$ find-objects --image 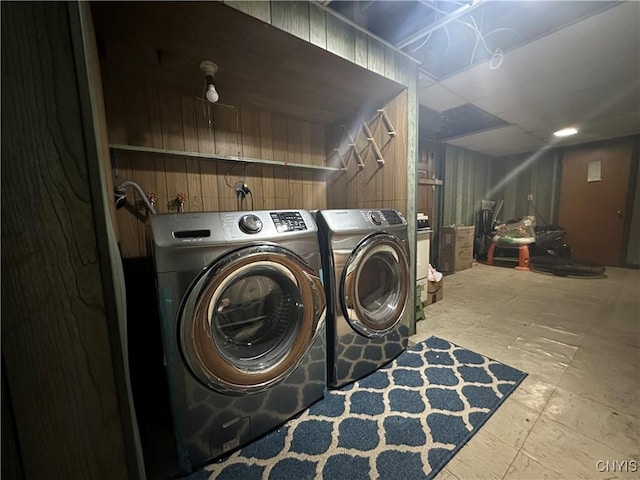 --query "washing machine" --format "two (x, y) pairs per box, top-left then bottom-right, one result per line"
(316, 209), (410, 388)
(148, 210), (326, 472)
